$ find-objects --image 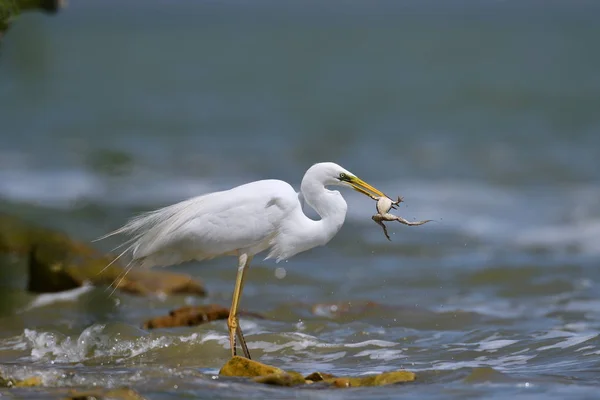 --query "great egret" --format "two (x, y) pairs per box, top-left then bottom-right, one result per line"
(99, 162), (389, 359)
